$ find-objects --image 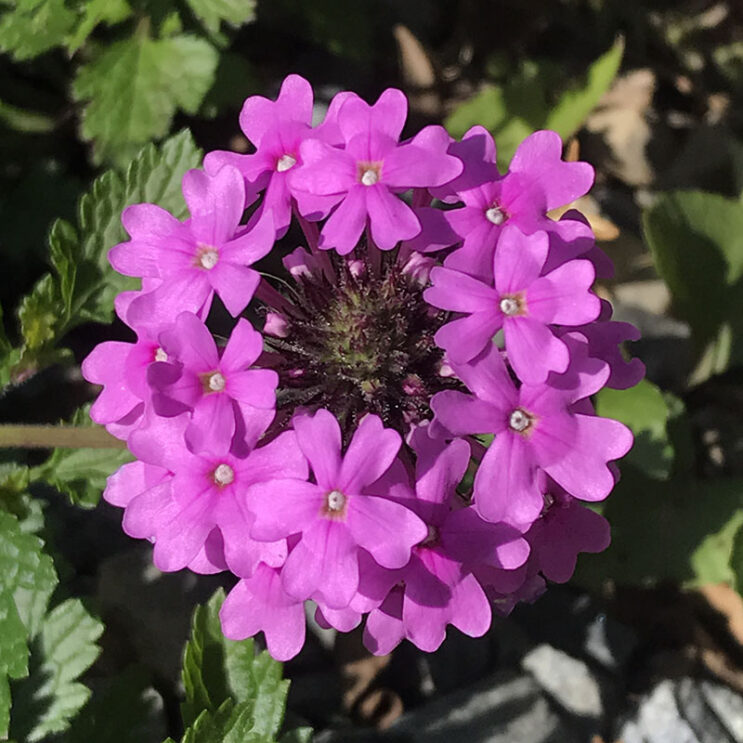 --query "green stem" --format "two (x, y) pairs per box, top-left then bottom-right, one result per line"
(0, 425), (127, 449)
